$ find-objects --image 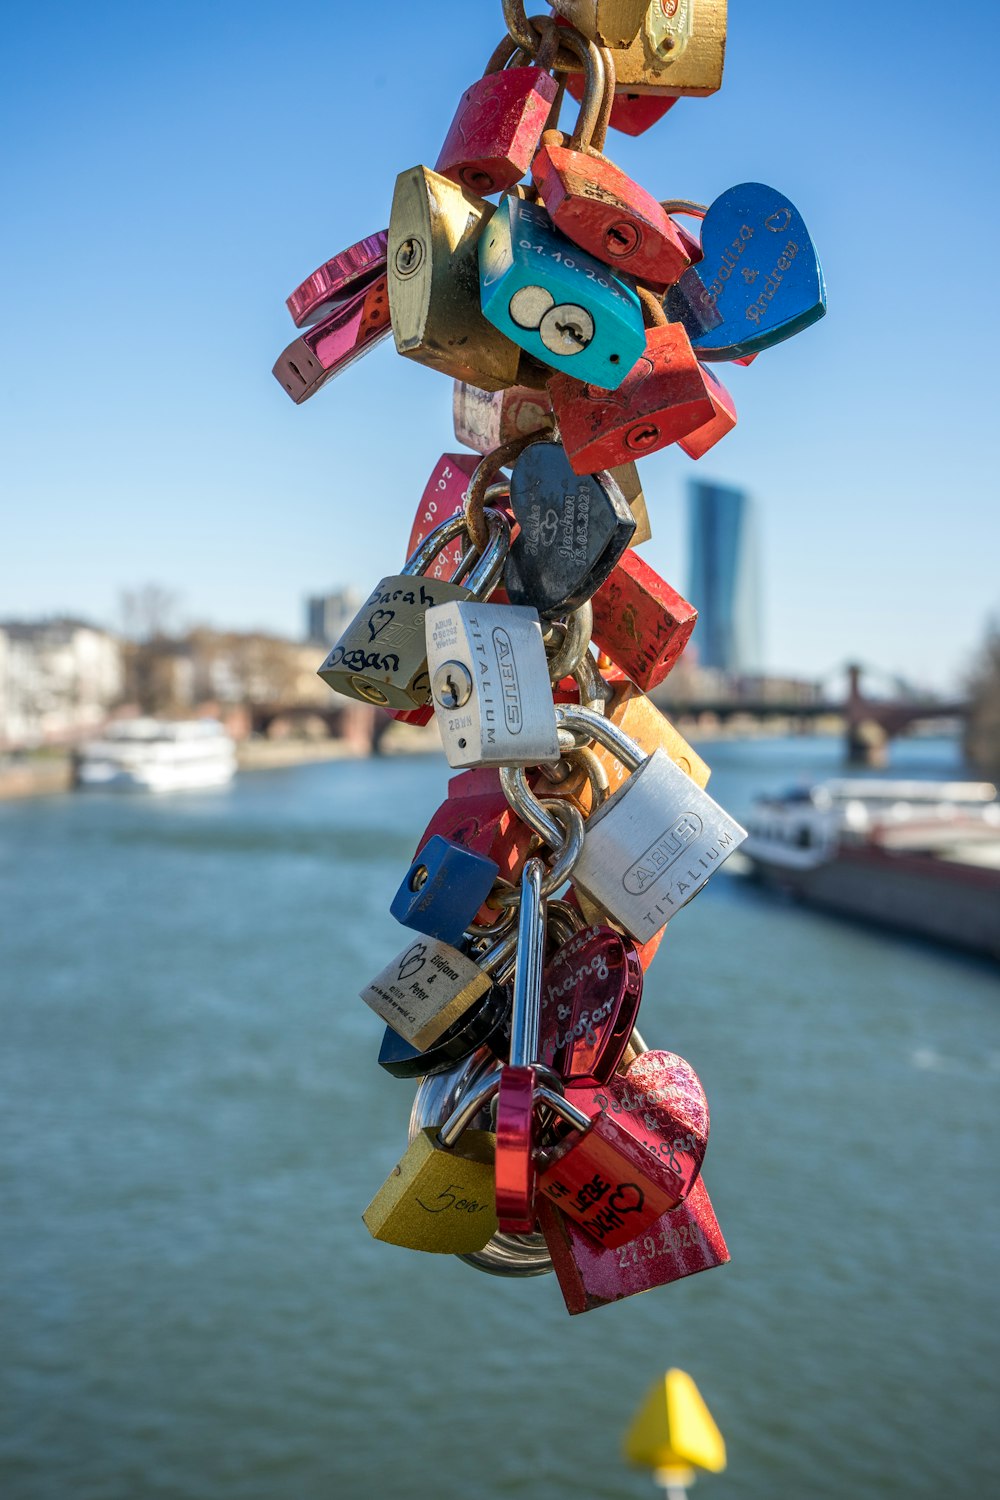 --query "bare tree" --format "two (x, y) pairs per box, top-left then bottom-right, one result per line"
(965, 623), (1000, 777)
